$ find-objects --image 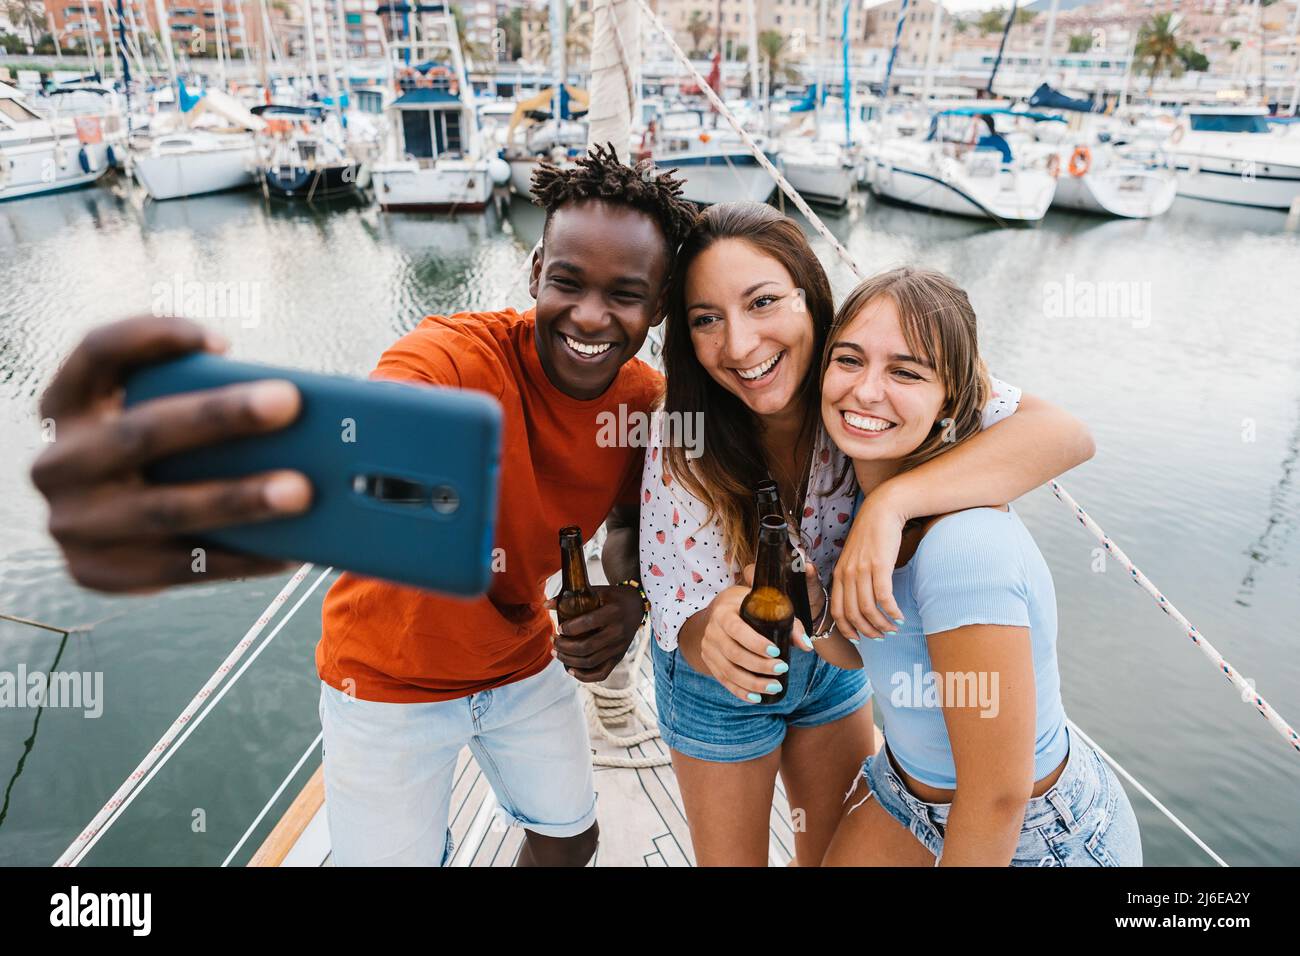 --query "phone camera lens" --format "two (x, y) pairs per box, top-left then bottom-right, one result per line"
(431, 485), (459, 514)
